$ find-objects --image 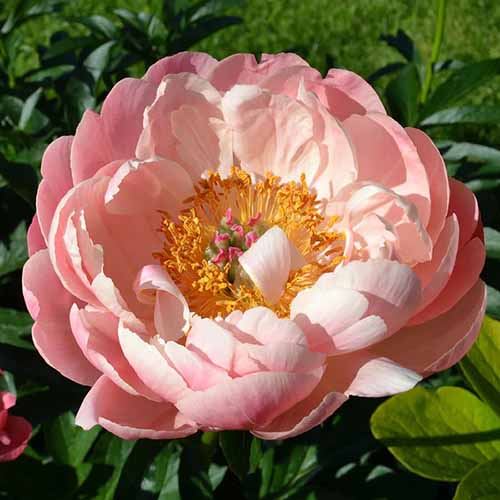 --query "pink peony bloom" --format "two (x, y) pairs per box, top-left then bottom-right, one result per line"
(0, 387), (32, 462)
(23, 52), (486, 440)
